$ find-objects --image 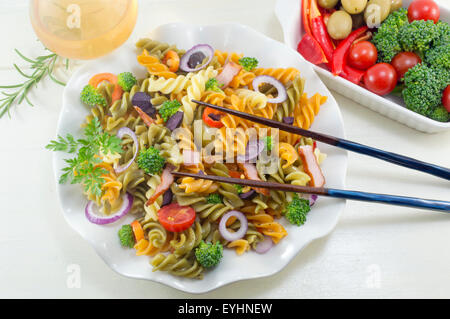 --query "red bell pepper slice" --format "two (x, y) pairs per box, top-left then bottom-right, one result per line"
(202, 107), (224, 128)
(340, 64), (365, 85)
(331, 26), (368, 76)
(297, 33), (328, 65)
(309, 0), (334, 64)
(301, 0), (312, 36)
